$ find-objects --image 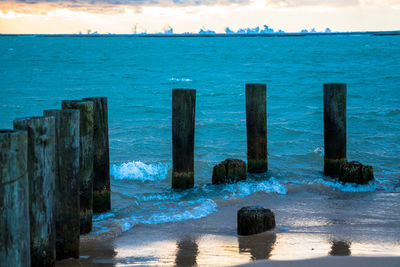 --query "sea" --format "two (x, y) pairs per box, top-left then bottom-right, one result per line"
(1, 35), (399, 263)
